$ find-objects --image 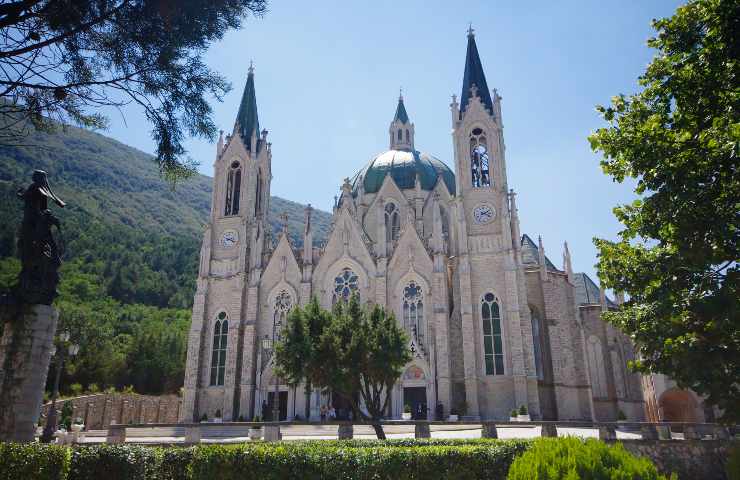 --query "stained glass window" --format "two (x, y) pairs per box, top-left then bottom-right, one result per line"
(482, 293), (504, 375)
(210, 311), (229, 386)
(403, 282), (424, 344)
(332, 268), (359, 304)
(273, 290), (292, 340)
(385, 202), (400, 244)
